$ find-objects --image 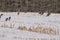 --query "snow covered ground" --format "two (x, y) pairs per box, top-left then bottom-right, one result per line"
(0, 12), (60, 40)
